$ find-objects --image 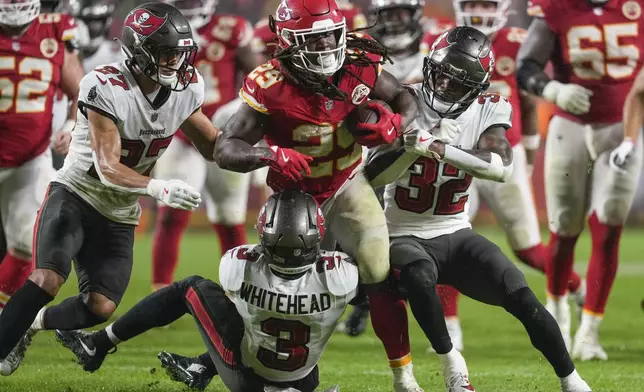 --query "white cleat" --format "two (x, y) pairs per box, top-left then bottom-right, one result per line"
(392, 363), (424, 392)
(439, 349), (474, 392)
(427, 318), (464, 353)
(560, 369), (592, 392)
(546, 294), (571, 352)
(572, 313), (607, 361)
